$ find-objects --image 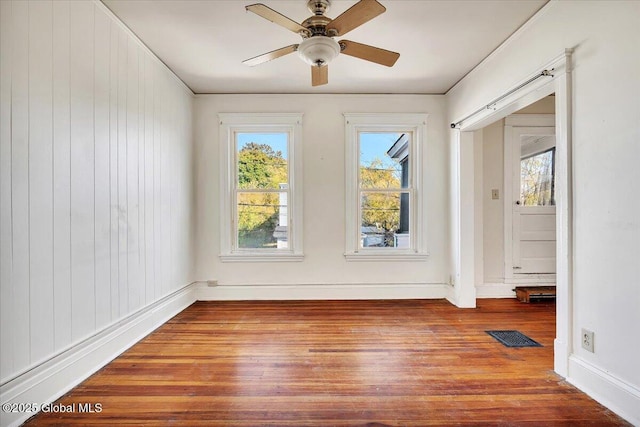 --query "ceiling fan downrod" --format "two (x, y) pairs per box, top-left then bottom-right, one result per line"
(308, 0), (330, 16)
(302, 0), (334, 37)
